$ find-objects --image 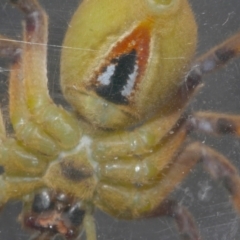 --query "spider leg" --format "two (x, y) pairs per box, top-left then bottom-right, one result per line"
(0, 139), (48, 177)
(187, 111), (240, 136)
(188, 142), (240, 213)
(164, 141), (240, 213)
(9, 51), (62, 156)
(0, 35), (21, 59)
(0, 175), (43, 208)
(148, 199), (202, 240)
(0, 21), (62, 156)
(10, 0), (81, 150)
(97, 125), (187, 186)
(179, 31), (240, 103)
(96, 141), (240, 235)
(183, 32), (240, 93)
(162, 141), (240, 213)
(193, 32), (240, 75)
(83, 213), (97, 240)
(0, 37), (54, 203)
(0, 103), (6, 141)
(145, 141), (240, 239)
(92, 110), (184, 159)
